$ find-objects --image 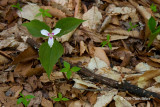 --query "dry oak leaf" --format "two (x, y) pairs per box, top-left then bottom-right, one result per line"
(94, 89), (118, 107)
(82, 6), (102, 30)
(41, 97), (53, 107)
(17, 3), (43, 21)
(114, 95), (132, 107)
(87, 57), (109, 71)
(41, 6), (66, 18)
(94, 47), (110, 67)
